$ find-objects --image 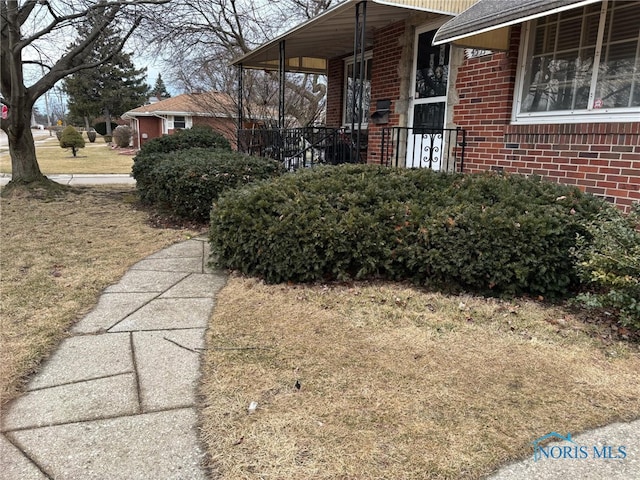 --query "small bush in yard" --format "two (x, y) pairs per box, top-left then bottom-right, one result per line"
(209, 165), (606, 297)
(59, 125), (85, 157)
(136, 125), (231, 156)
(93, 121), (118, 136)
(133, 148), (285, 222)
(572, 203), (640, 329)
(112, 125), (132, 147)
(132, 125), (235, 208)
